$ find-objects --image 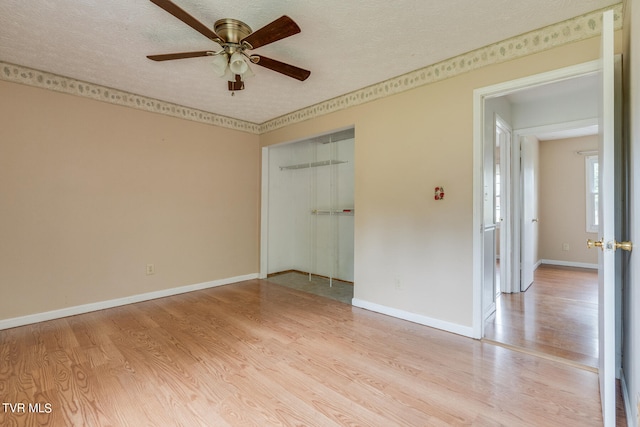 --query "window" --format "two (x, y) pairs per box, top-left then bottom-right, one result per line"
(585, 155), (599, 233)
